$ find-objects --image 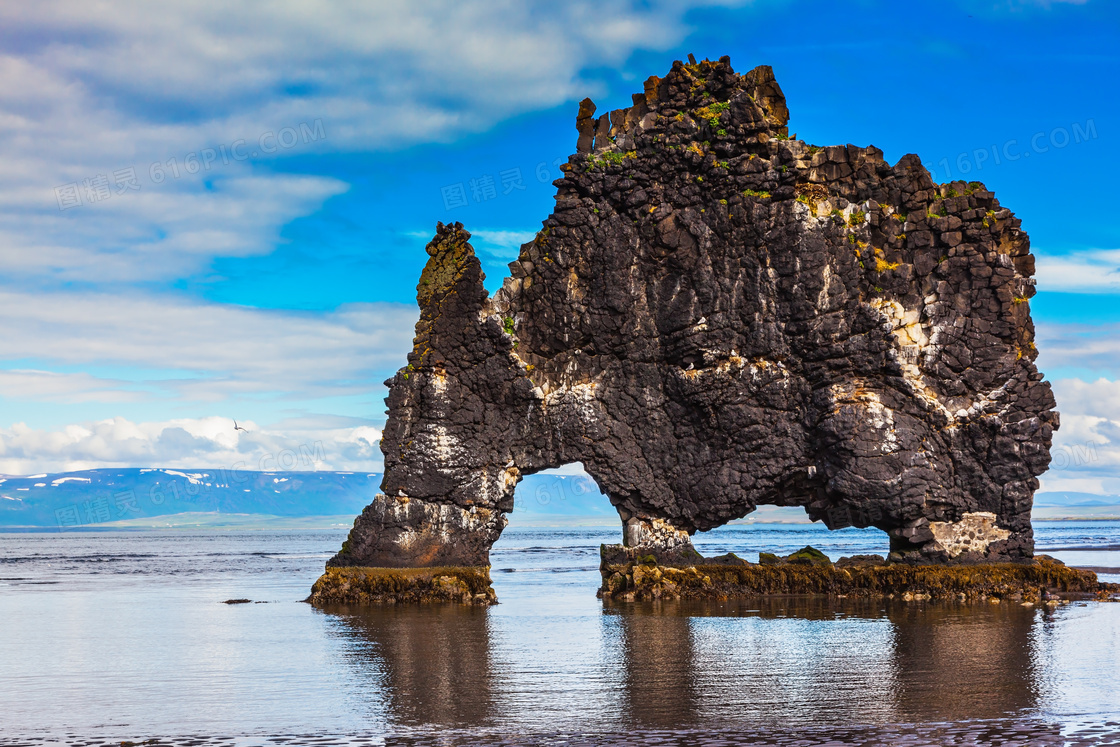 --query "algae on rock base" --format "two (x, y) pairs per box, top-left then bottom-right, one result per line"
(598, 545), (1116, 603)
(308, 566), (497, 606)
